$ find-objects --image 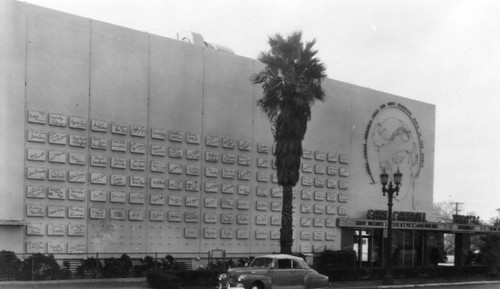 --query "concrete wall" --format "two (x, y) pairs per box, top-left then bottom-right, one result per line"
(0, 0), (435, 255)
(0, 0), (27, 253)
